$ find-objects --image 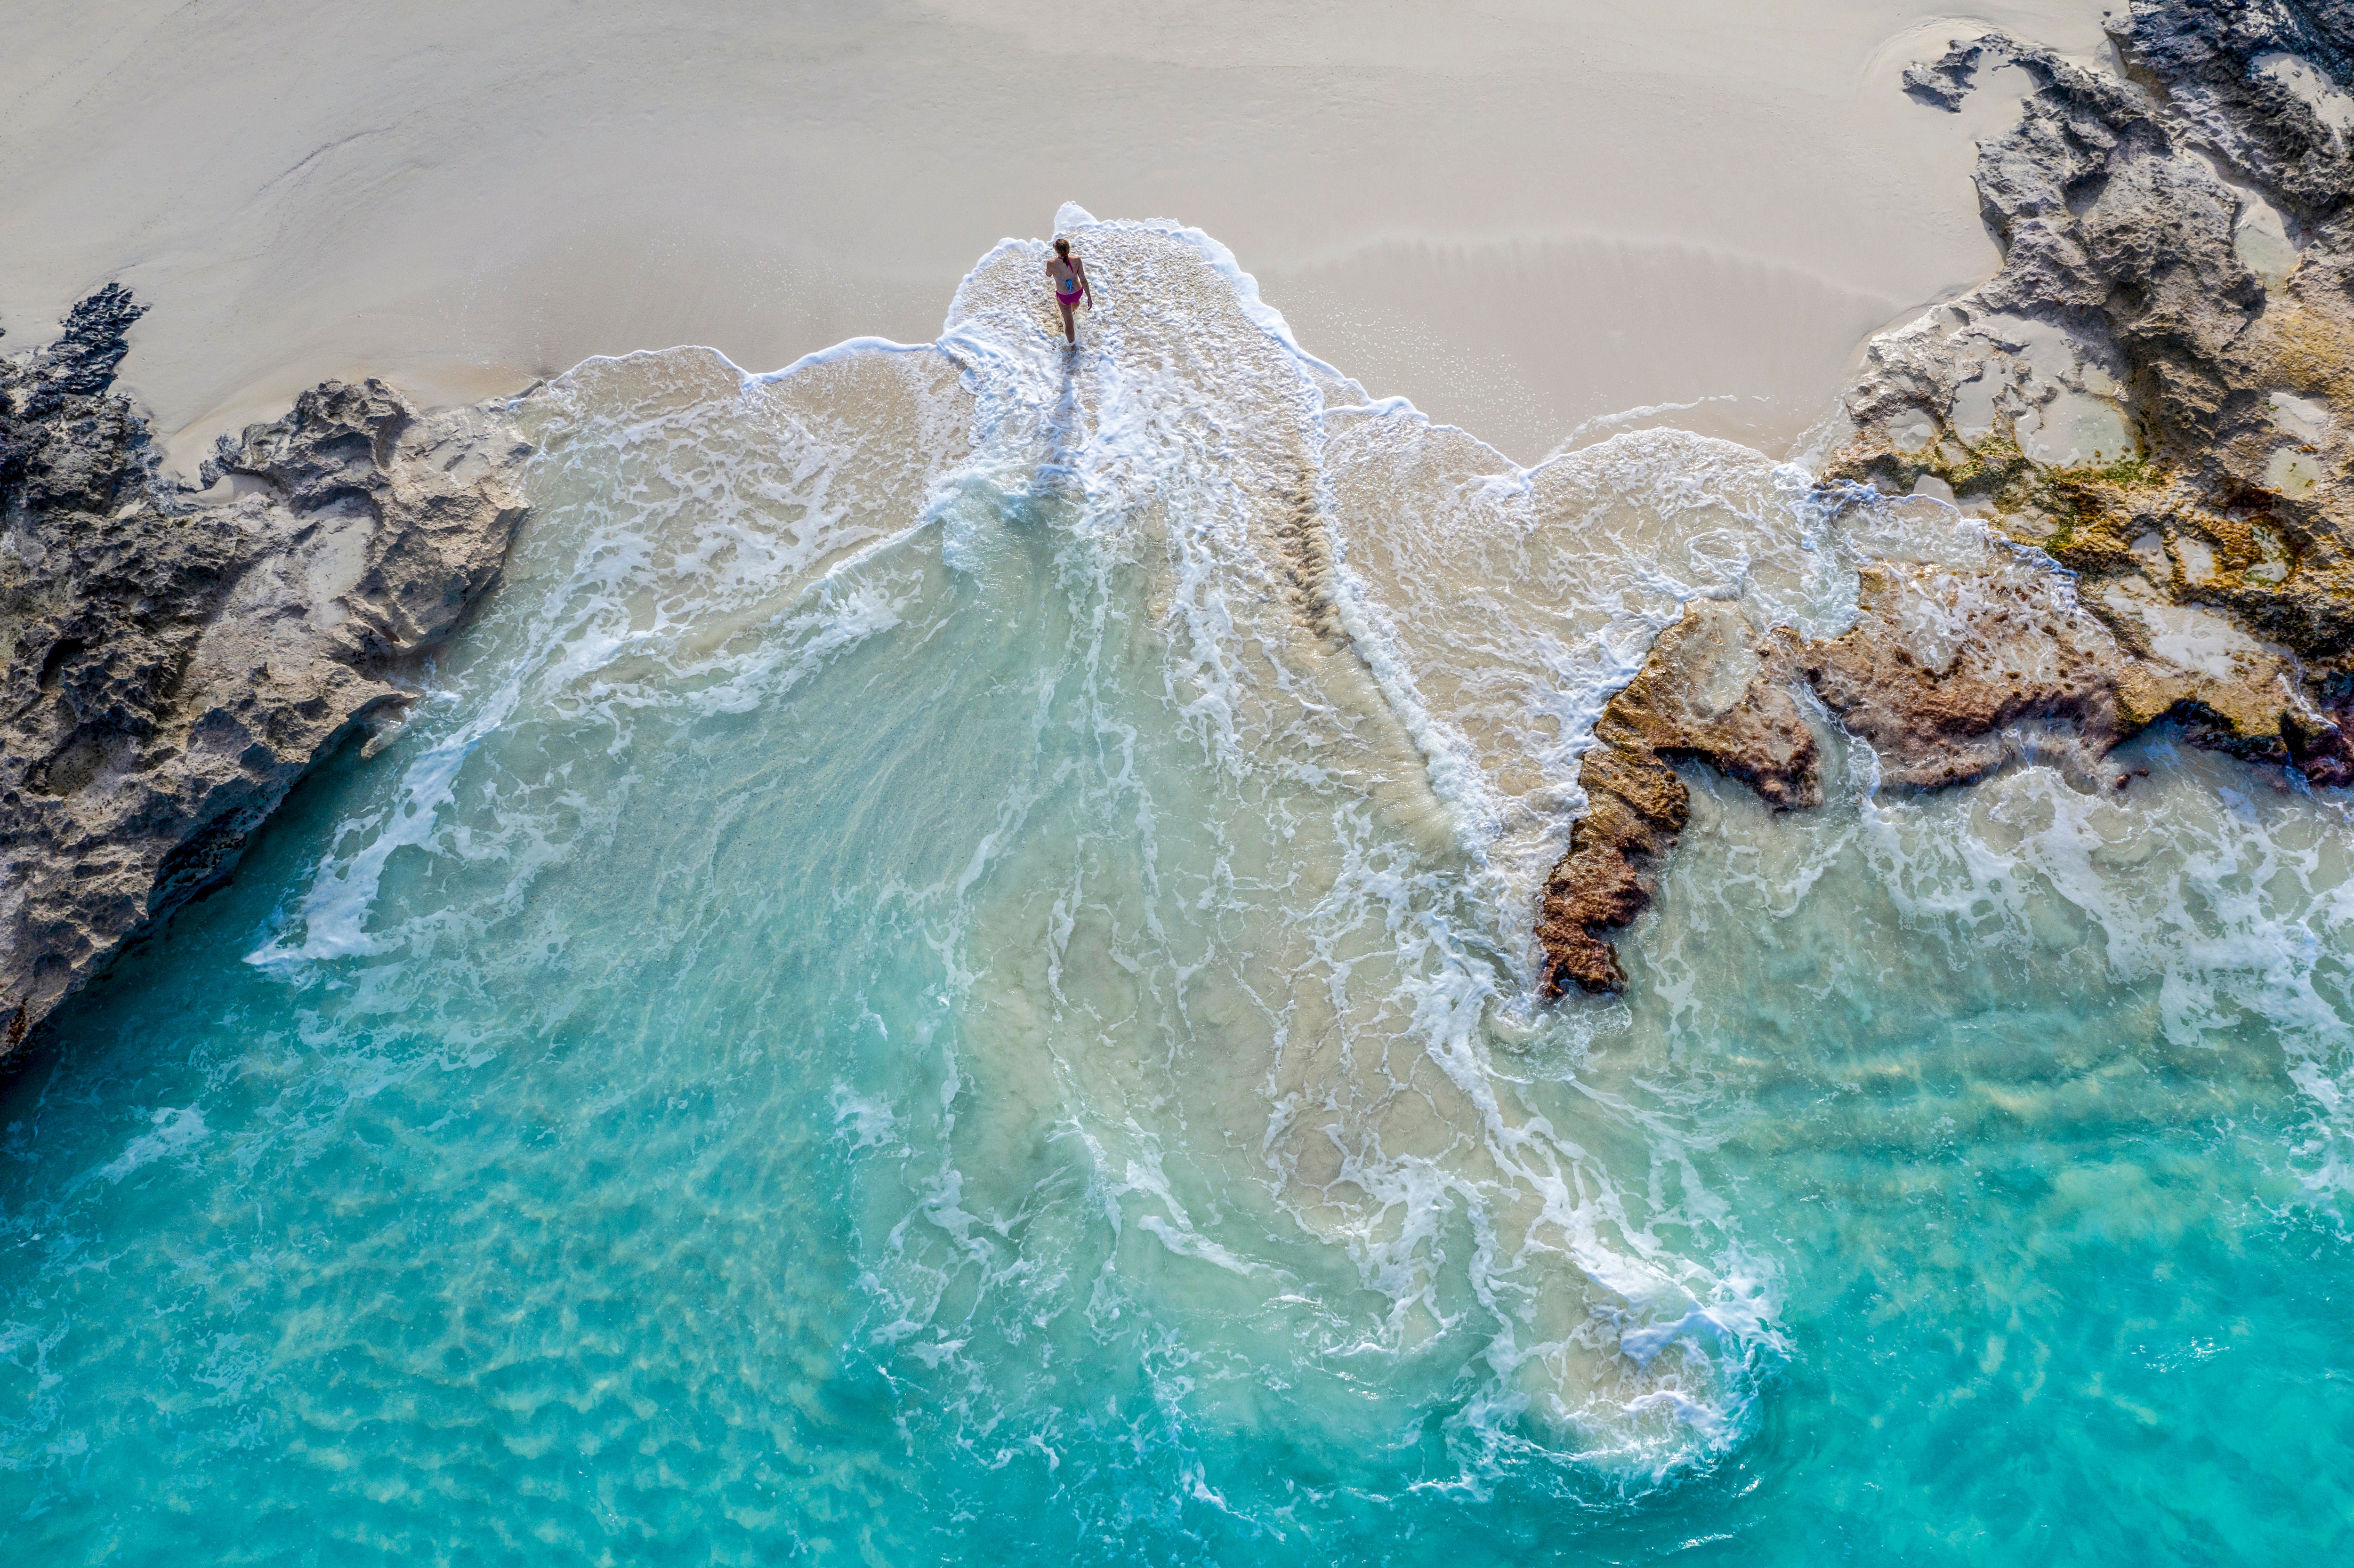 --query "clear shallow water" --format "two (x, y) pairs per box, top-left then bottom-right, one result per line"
(4, 213), (2352, 1562)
